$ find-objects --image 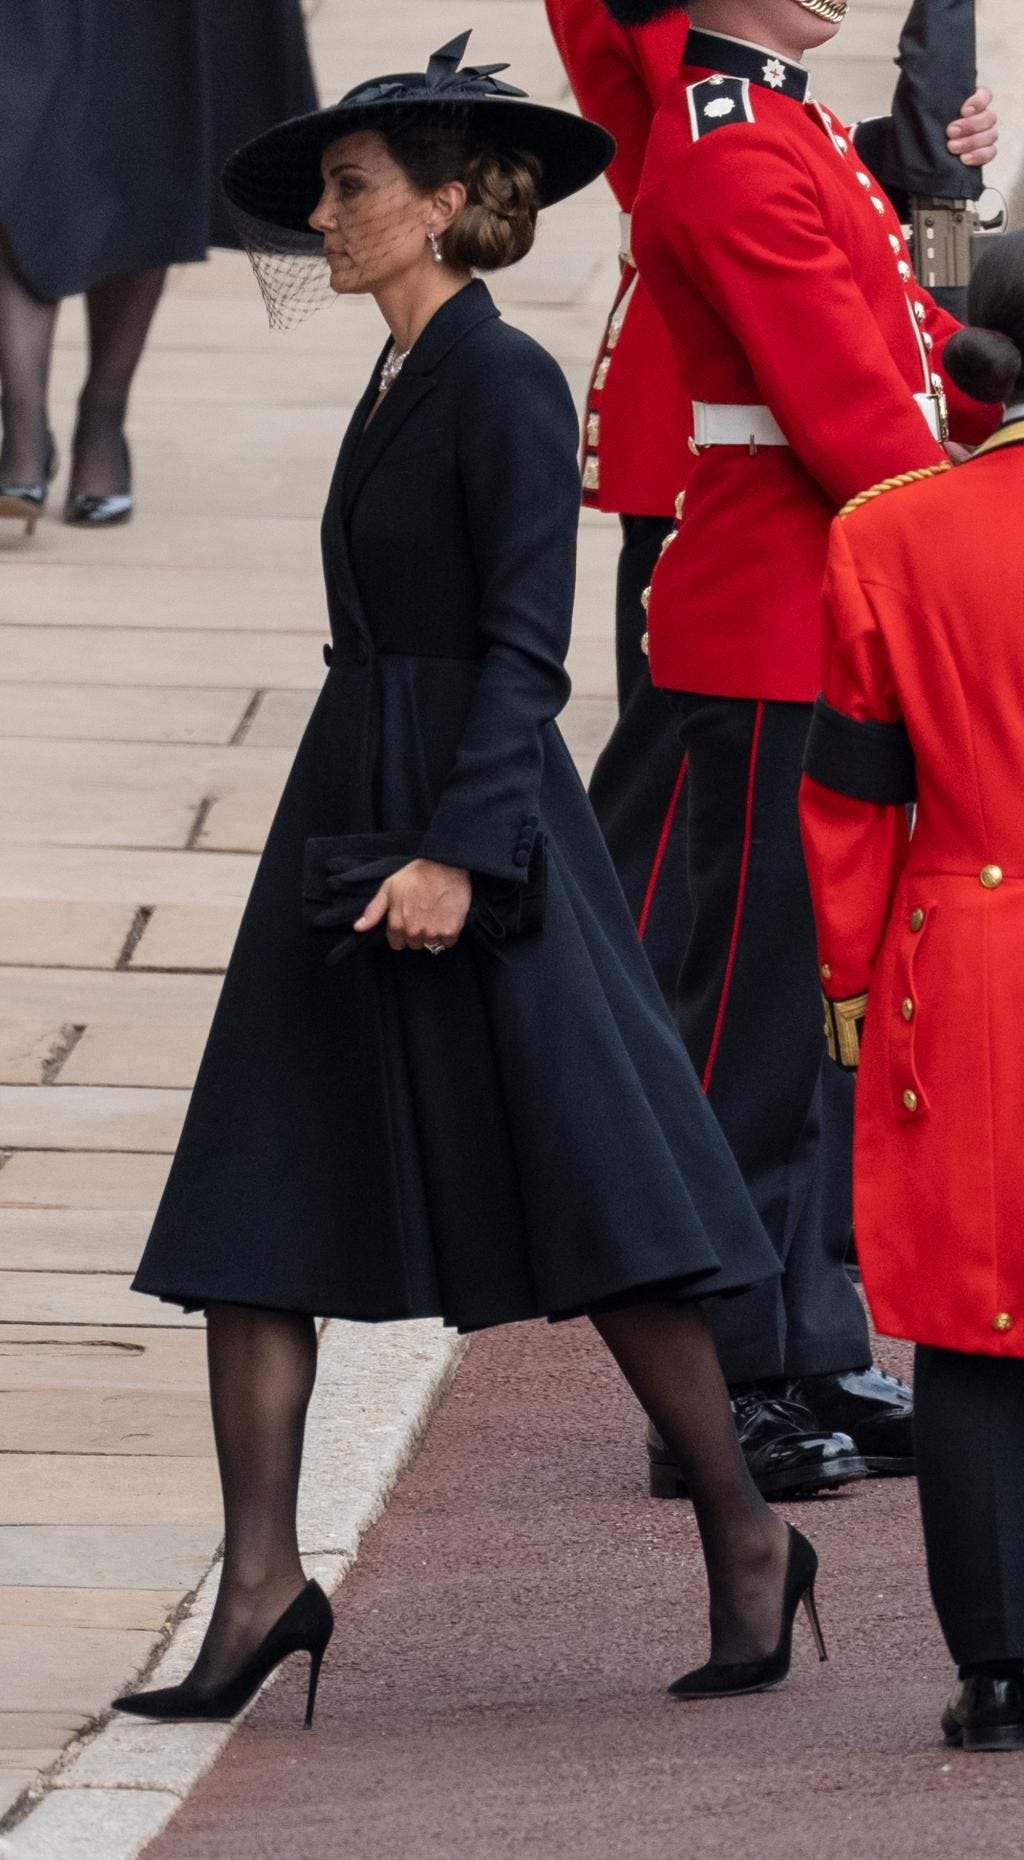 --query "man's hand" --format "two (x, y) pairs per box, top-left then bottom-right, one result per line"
(355, 858), (472, 952)
(946, 87), (998, 169)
